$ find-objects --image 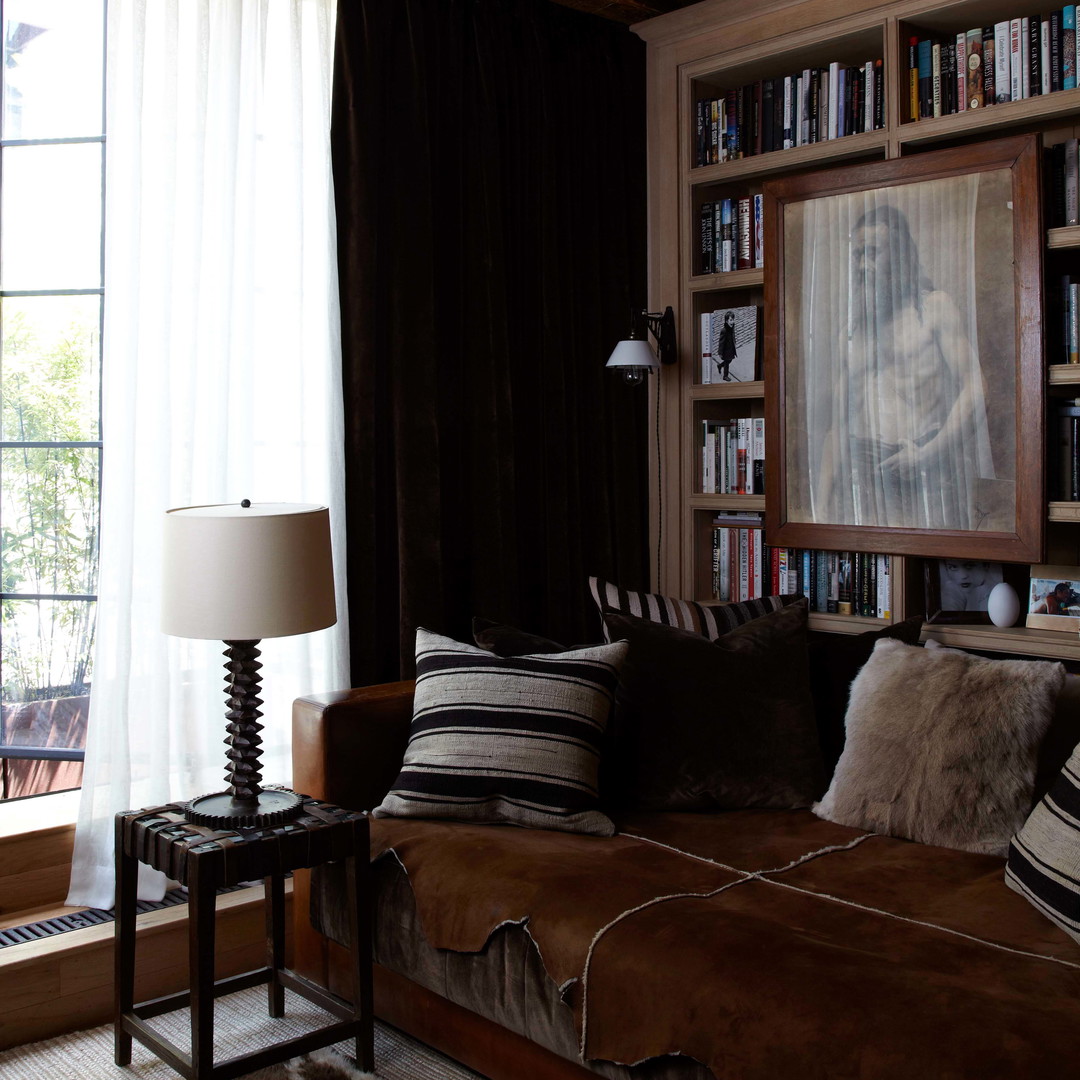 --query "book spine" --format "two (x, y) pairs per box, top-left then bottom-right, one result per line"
(1067, 6), (1078, 91)
(983, 27), (996, 105)
(1072, 415), (1080, 501)
(720, 199), (733, 272)
(760, 79), (774, 154)
(966, 29), (983, 108)
(1071, 280), (1079, 364)
(1030, 16), (1042, 95)
(956, 33), (968, 111)
(837, 66), (847, 137)
(1066, 138), (1078, 226)
(752, 416), (765, 495)
(909, 36), (919, 119)
(725, 90), (737, 159)
(808, 68), (820, 142)
(1010, 18), (1023, 99)
(837, 552), (853, 616)
(931, 42), (942, 117)
(827, 61), (839, 139)
(864, 61), (873, 132)
(700, 313), (712, 384)
(1042, 18), (1051, 94)
(753, 194), (763, 269)
(873, 59), (884, 129)
(737, 197), (751, 270)
(700, 202), (714, 275)
(1022, 17), (1031, 97)
(753, 528), (763, 600)
(800, 68), (811, 145)
(1051, 11), (1064, 93)
(783, 75), (794, 149)
(996, 20), (1013, 102)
